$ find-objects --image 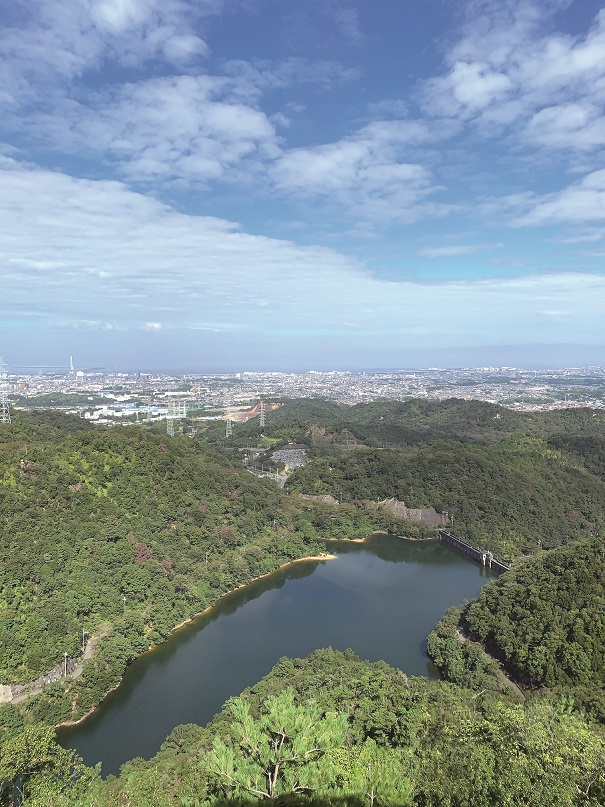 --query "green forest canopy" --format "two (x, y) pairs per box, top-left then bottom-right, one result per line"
(2, 401), (605, 805)
(3, 649), (605, 806)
